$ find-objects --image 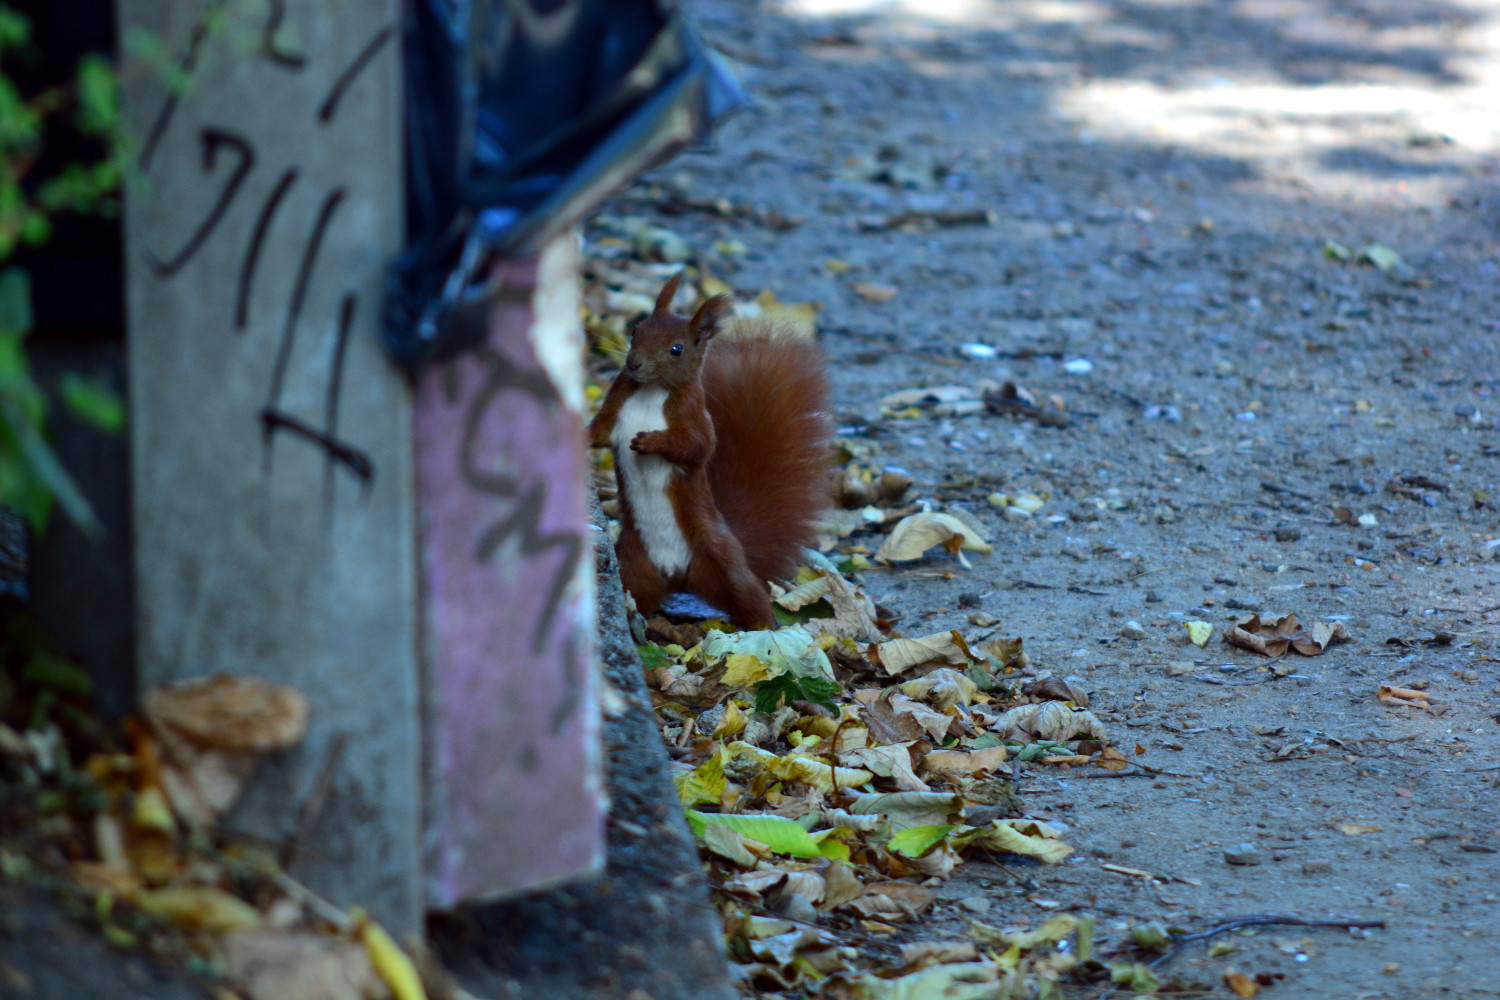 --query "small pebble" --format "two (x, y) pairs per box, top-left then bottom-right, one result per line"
(1274, 525), (1301, 542)
(1119, 620), (1147, 640)
(1224, 843), (1265, 866)
(1062, 357), (1094, 375)
(957, 896), (992, 914)
(1145, 589), (1163, 603)
(1302, 859), (1333, 875)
